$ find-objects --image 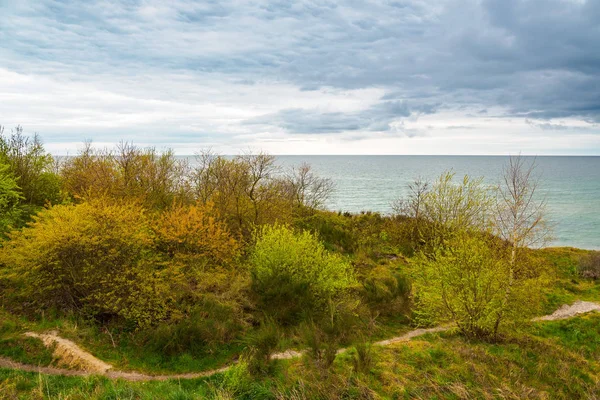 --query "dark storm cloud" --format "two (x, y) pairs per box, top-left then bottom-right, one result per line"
(245, 100), (437, 134)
